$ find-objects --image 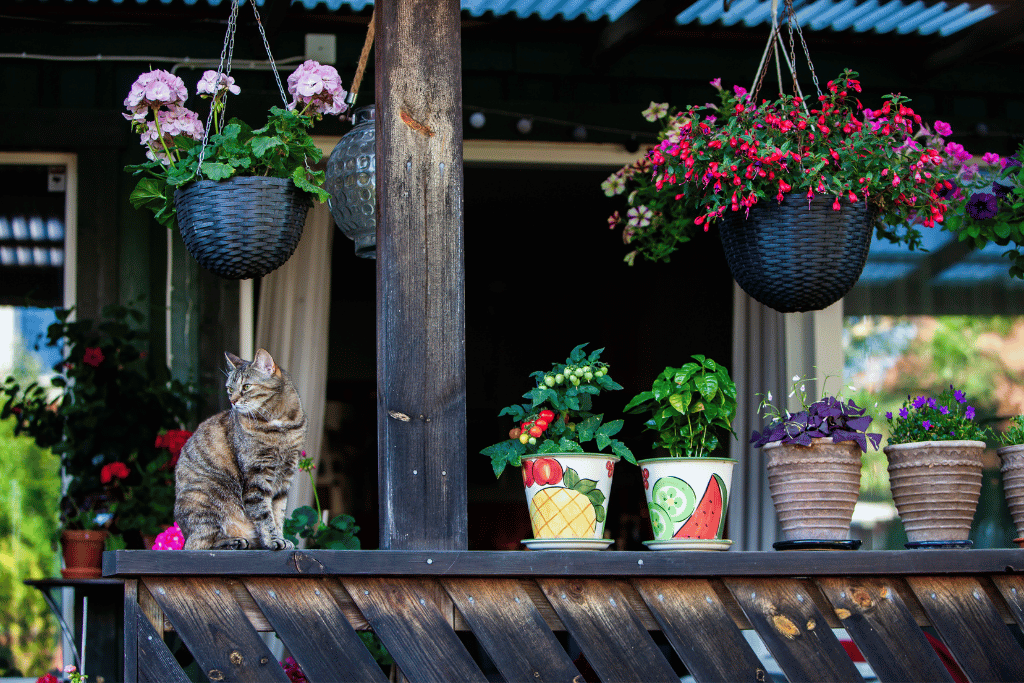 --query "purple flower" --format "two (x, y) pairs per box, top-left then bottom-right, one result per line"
(965, 406), (976, 420)
(899, 407), (909, 419)
(939, 406), (950, 415)
(912, 396), (927, 409)
(927, 398), (937, 409)
(733, 85), (748, 100)
(923, 420), (932, 430)
(934, 120), (952, 136)
(954, 389), (966, 403)
(993, 182), (1011, 199)
(709, 78), (722, 90)
(966, 193), (999, 220)
(886, 411), (893, 420)
(982, 152), (1002, 166)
